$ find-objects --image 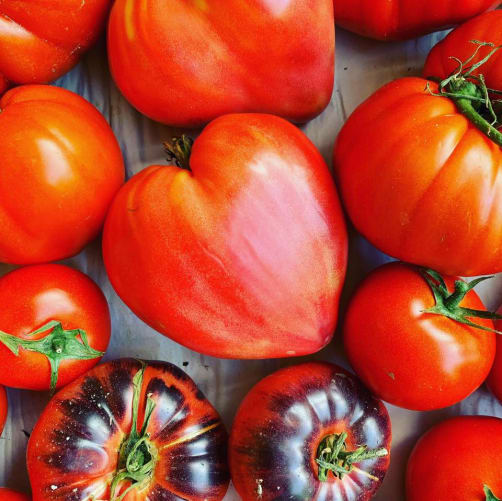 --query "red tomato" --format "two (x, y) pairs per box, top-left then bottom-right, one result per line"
(0, 85), (124, 264)
(406, 416), (502, 500)
(230, 363), (391, 501)
(0, 264), (111, 391)
(107, 0), (334, 126)
(0, 489), (30, 501)
(334, 0), (498, 40)
(103, 114), (347, 359)
(344, 262), (496, 411)
(486, 308), (502, 402)
(334, 75), (502, 276)
(27, 359), (229, 501)
(0, 0), (112, 91)
(0, 385), (6, 436)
